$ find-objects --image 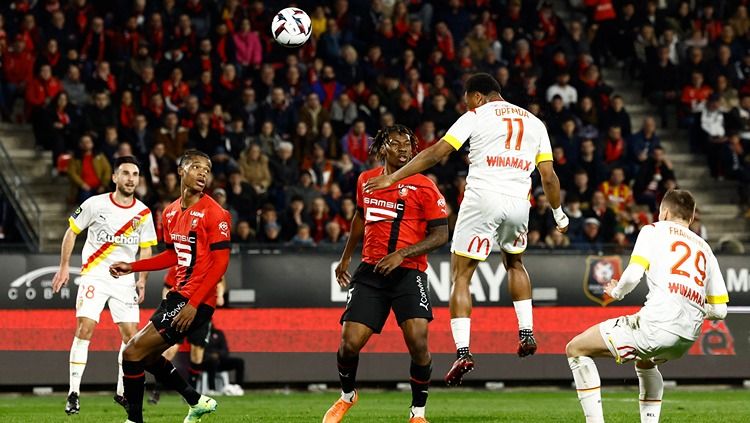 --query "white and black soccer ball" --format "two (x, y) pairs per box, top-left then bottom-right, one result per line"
(271, 7), (312, 48)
